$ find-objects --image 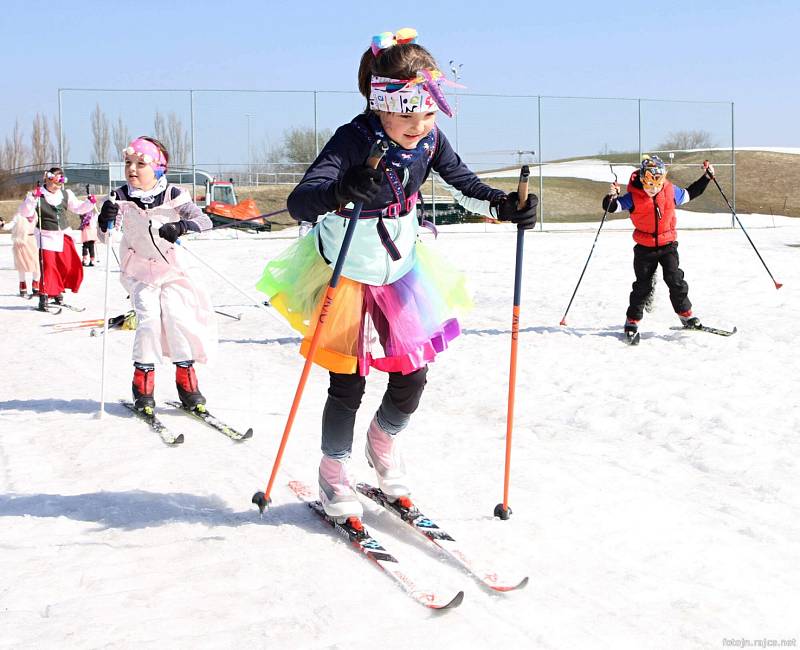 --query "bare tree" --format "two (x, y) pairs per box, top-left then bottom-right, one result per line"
(282, 126), (332, 163)
(167, 112), (190, 166)
(30, 113), (54, 166)
(0, 119), (28, 170)
(153, 111), (190, 166)
(90, 103), (110, 163)
(112, 116), (130, 157)
(658, 129), (716, 151)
